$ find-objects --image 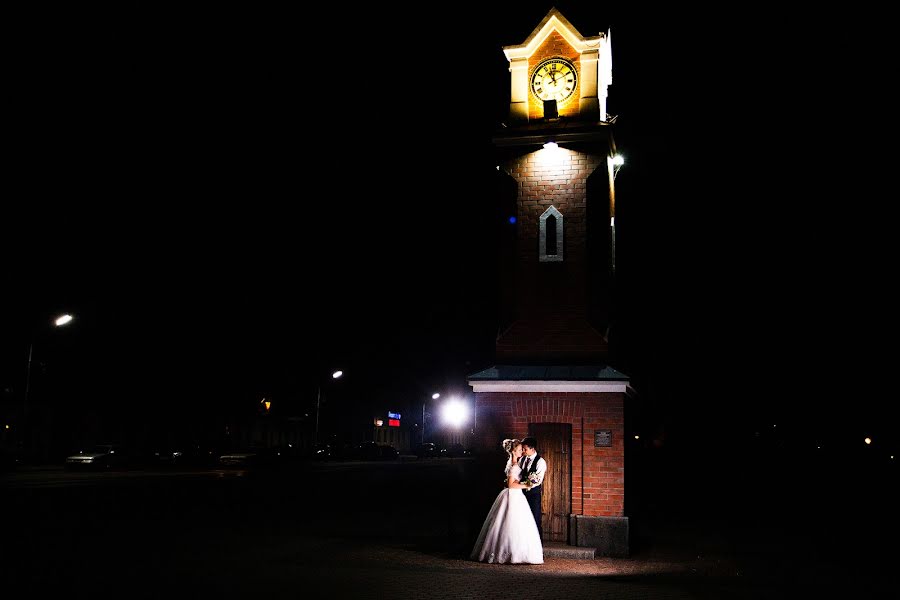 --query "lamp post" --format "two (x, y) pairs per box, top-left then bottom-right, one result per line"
(607, 151), (624, 274)
(314, 370), (343, 448)
(23, 313), (74, 458)
(422, 392), (440, 444)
